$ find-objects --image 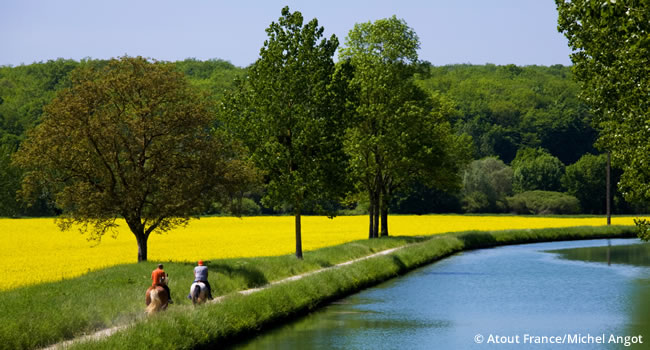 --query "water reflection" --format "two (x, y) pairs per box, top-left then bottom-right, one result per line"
(548, 241), (650, 267)
(231, 239), (649, 350)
